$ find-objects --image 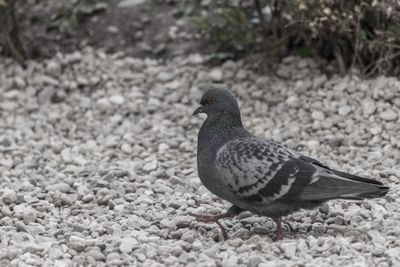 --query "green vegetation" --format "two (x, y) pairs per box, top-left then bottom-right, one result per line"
(189, 0), (400, 77)
(51, 0), (107, 34)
